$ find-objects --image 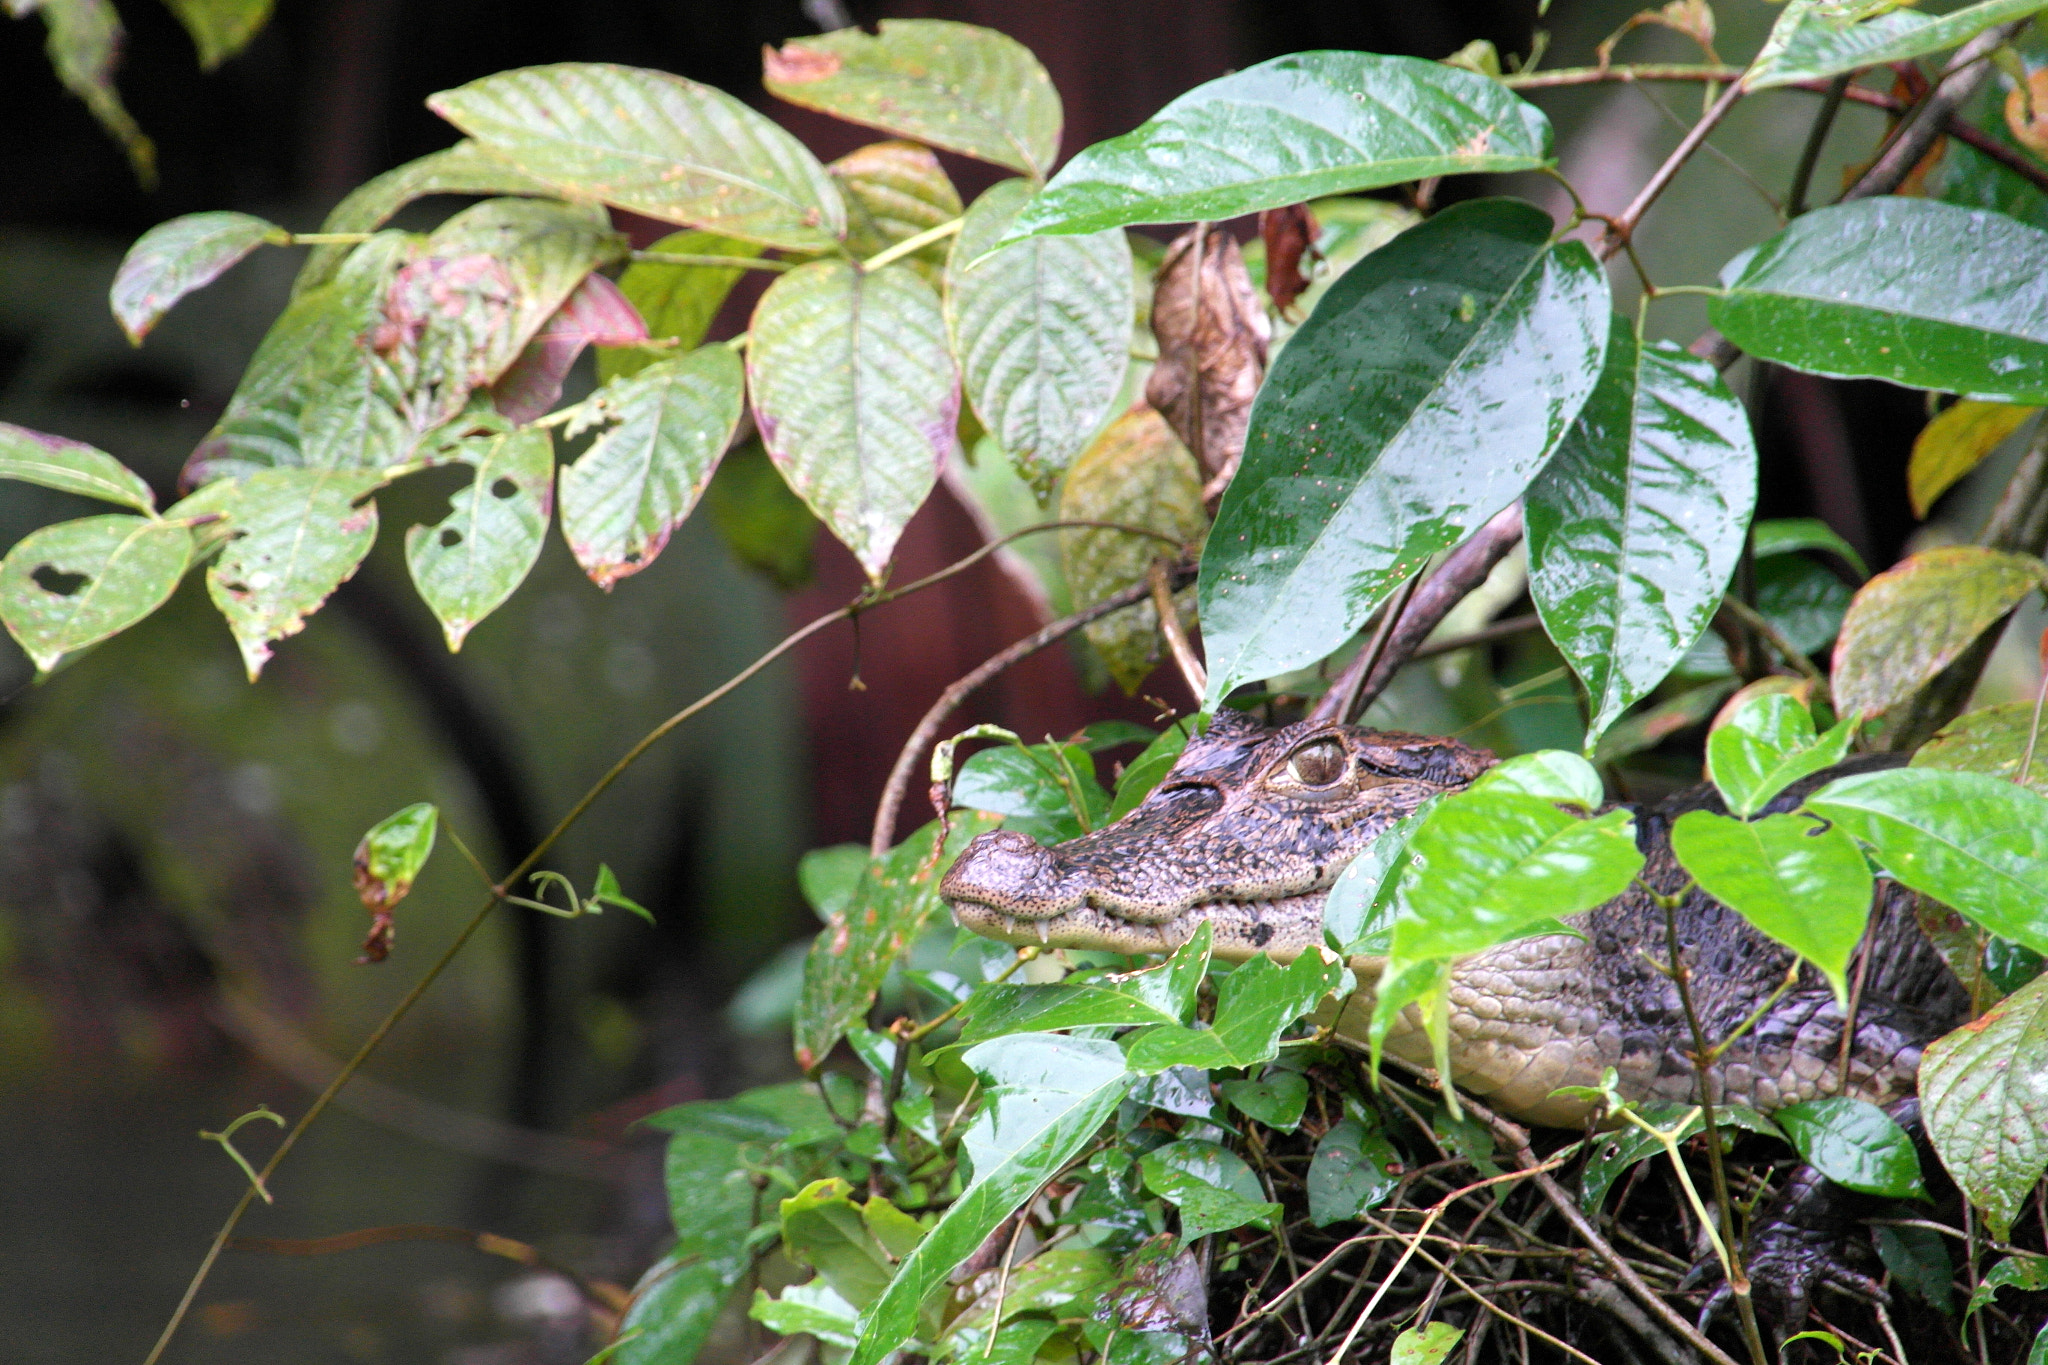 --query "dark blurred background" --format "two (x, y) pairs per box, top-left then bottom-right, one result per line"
(0, 1), (2021, 1360)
